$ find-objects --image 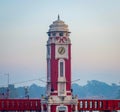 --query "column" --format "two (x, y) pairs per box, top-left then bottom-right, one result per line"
(41, 104), (43, 112)
(75, 104), (78, 112)
(48, 104), (51, 112)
